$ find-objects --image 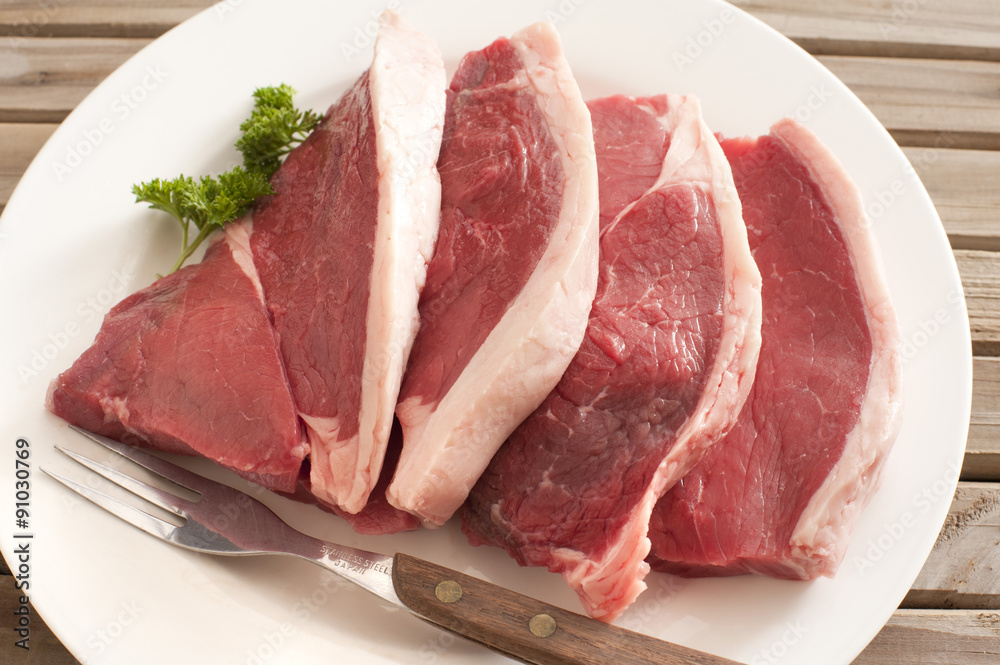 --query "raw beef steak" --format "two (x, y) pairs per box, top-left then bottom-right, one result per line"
(282, 419), (420, 535)
(47, 221), (307, 493)
(250, 12), (446, 513)
(648, 119), (903, 579)
(461, 94), (762, 621)
(390, 23), (600, 526)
